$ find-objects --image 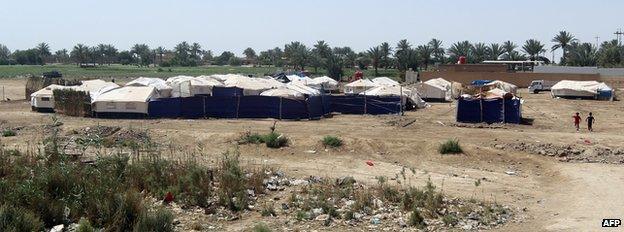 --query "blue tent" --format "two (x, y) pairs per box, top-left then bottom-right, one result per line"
(457, 97), (522, 124)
